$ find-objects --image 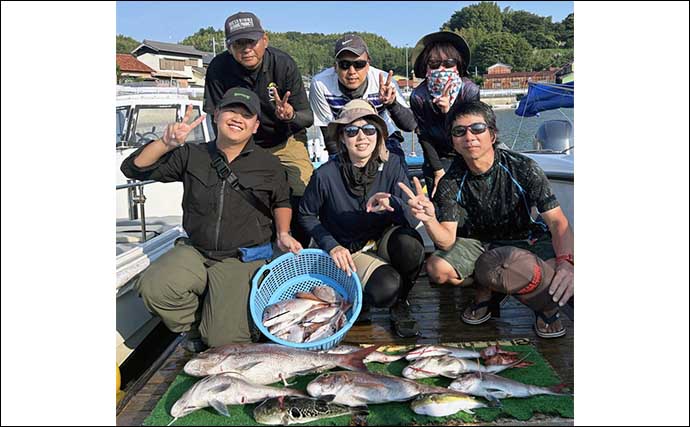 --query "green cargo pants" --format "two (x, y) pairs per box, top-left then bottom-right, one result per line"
(134, 241), (266, 347)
